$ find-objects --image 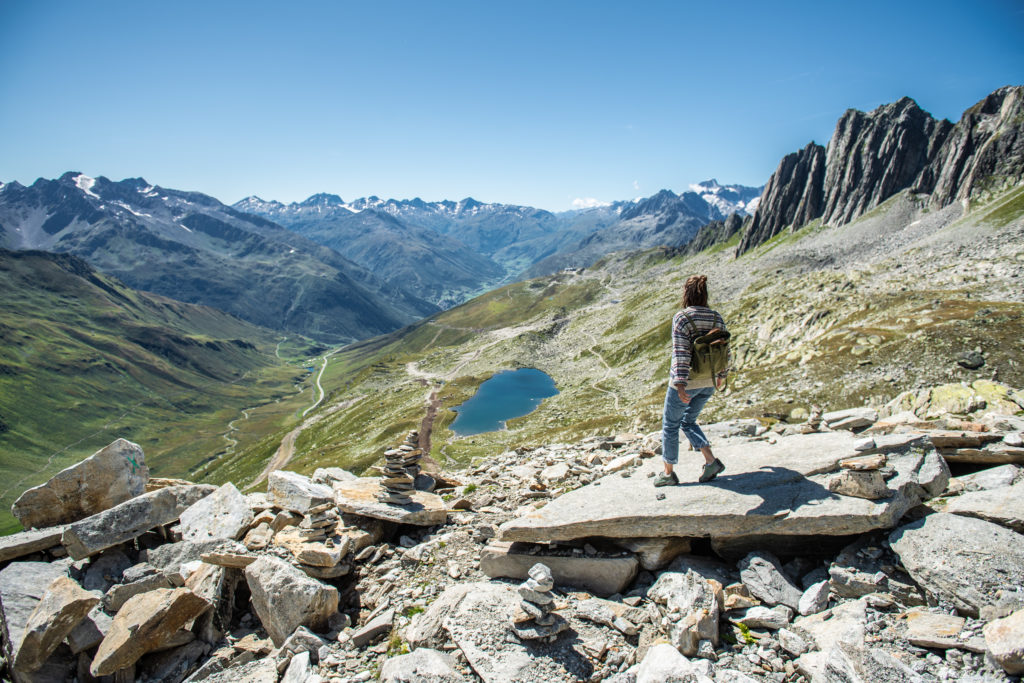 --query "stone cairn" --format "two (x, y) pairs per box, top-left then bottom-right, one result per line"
(512, 563), (569, 642)
(378, 430), (422, 506)
(296, 502), (339, 541)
